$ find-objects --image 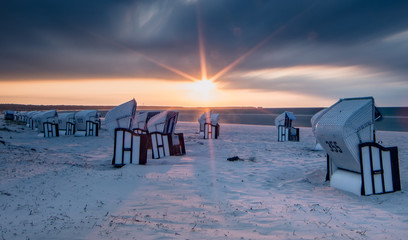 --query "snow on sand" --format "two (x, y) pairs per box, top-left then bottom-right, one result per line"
(0, 118), (407, 240)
